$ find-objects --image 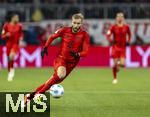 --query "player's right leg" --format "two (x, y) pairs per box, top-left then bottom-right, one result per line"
(25, 58), (78, 103)
(7, 45), (19, 81)
(111, 48), (120, 84)
(22, 65), (67, 106)
(38, 66), (67, 93)
(24, 57), (67, 102)
(7, 49), (16, 81)
(112, 58), (119, 84)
